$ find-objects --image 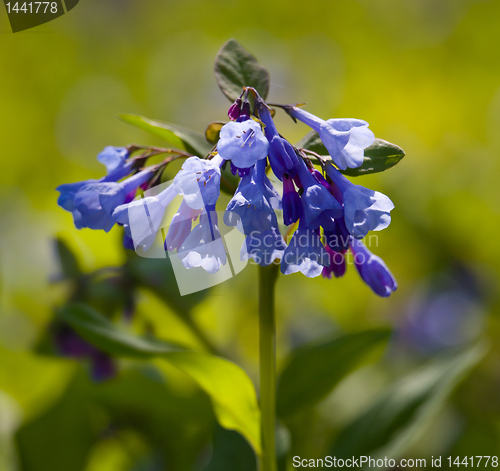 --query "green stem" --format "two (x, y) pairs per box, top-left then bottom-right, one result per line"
(258, 264), (279, 471)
